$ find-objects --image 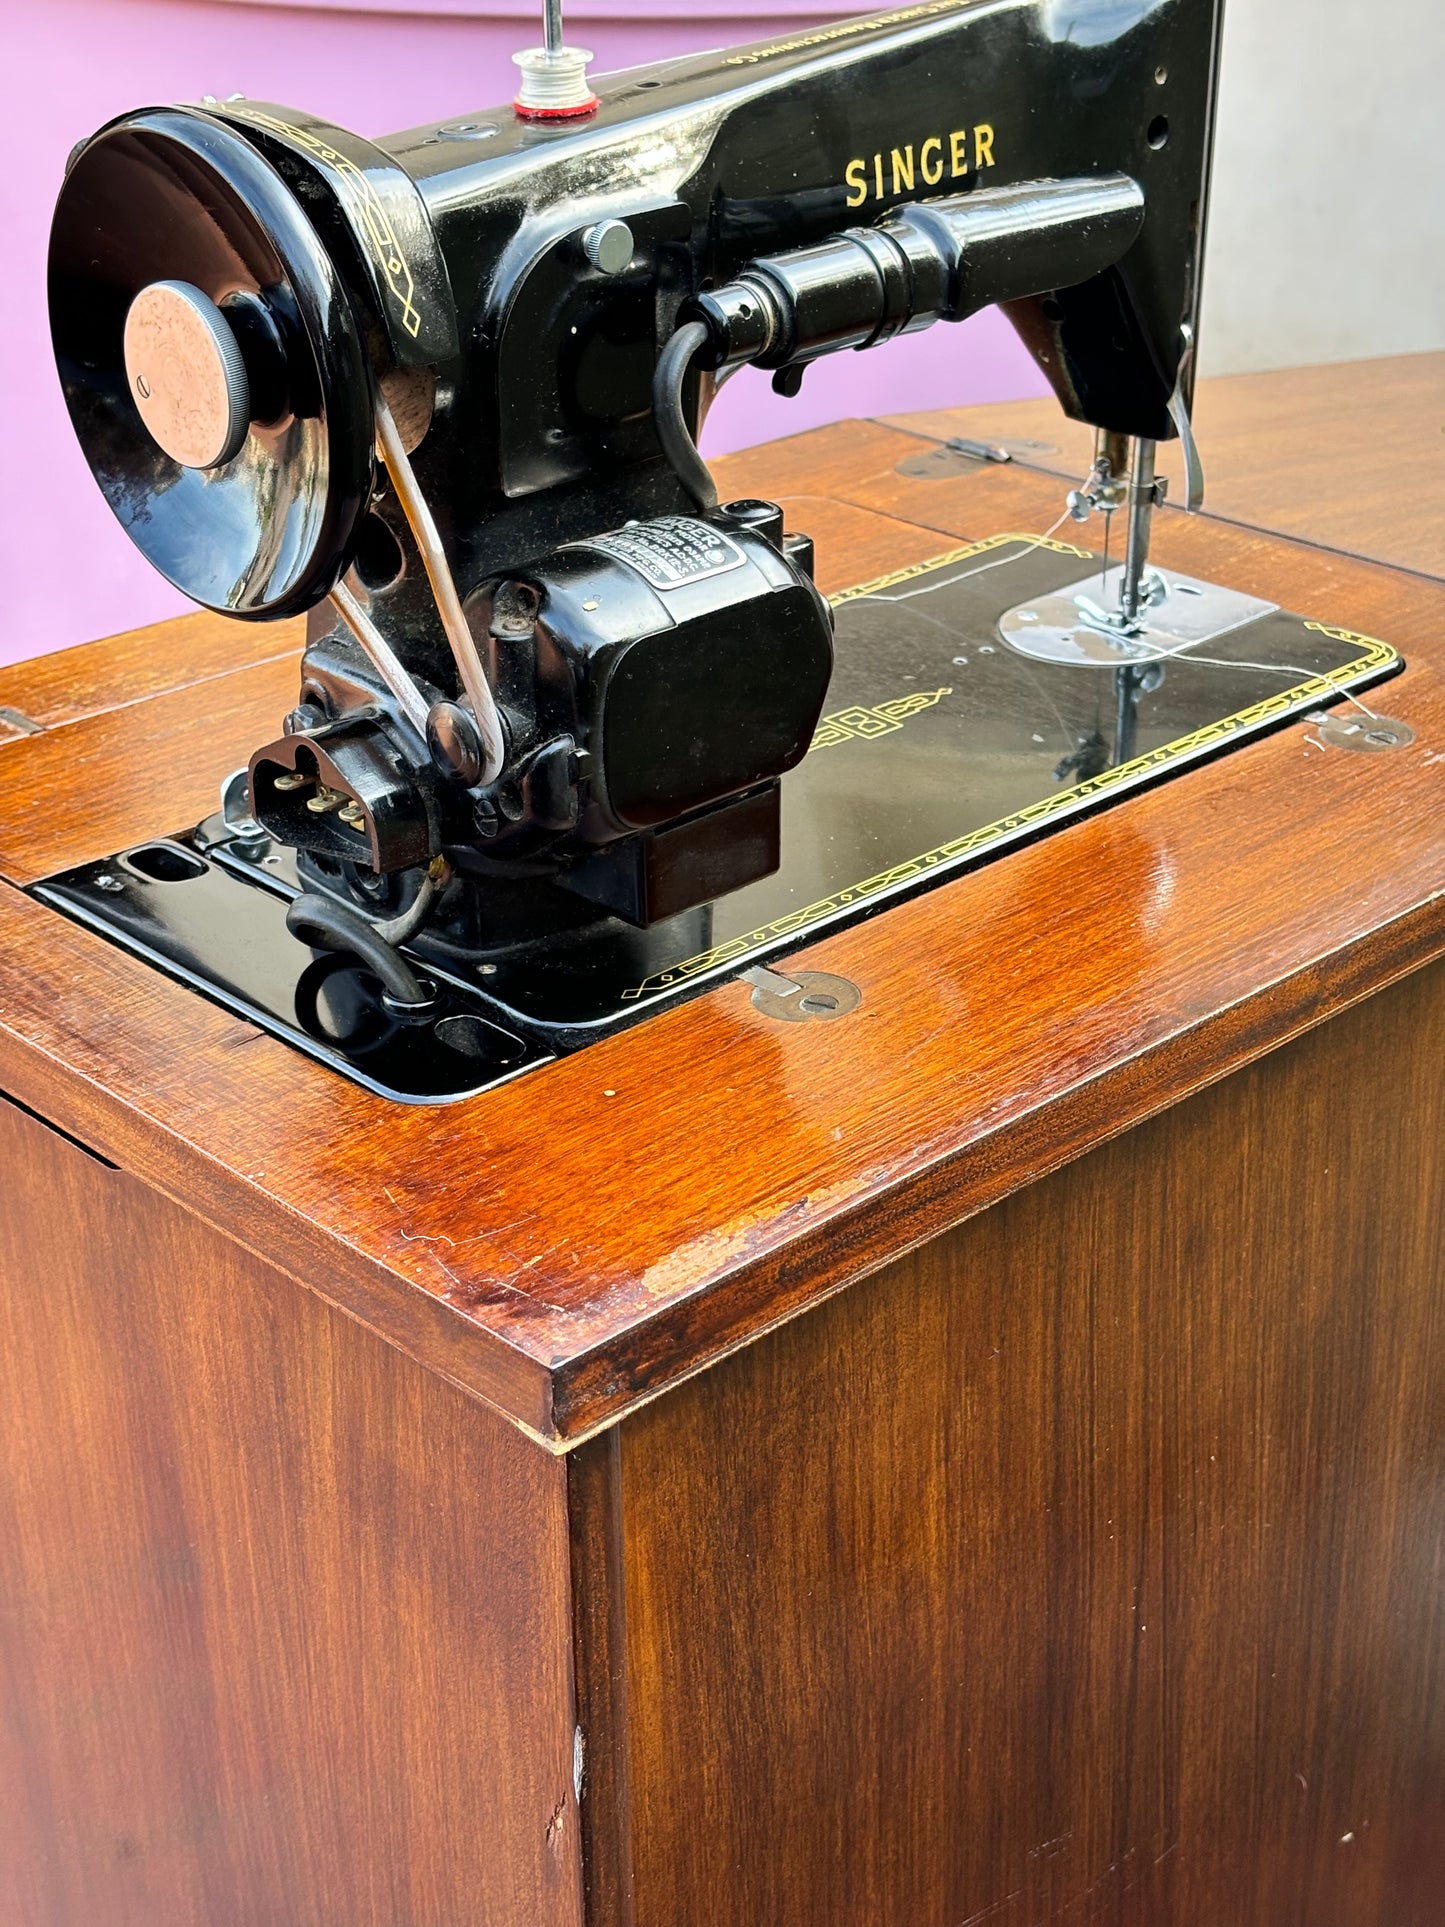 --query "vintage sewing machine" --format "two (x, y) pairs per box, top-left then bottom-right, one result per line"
(13, 5), (1445, 1922)
(43, 0), (1397, 1099)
